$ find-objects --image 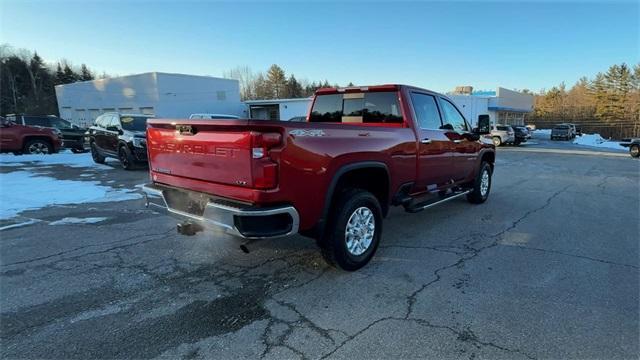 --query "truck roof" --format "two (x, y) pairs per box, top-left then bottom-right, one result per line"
(315, 84), (439, 95)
